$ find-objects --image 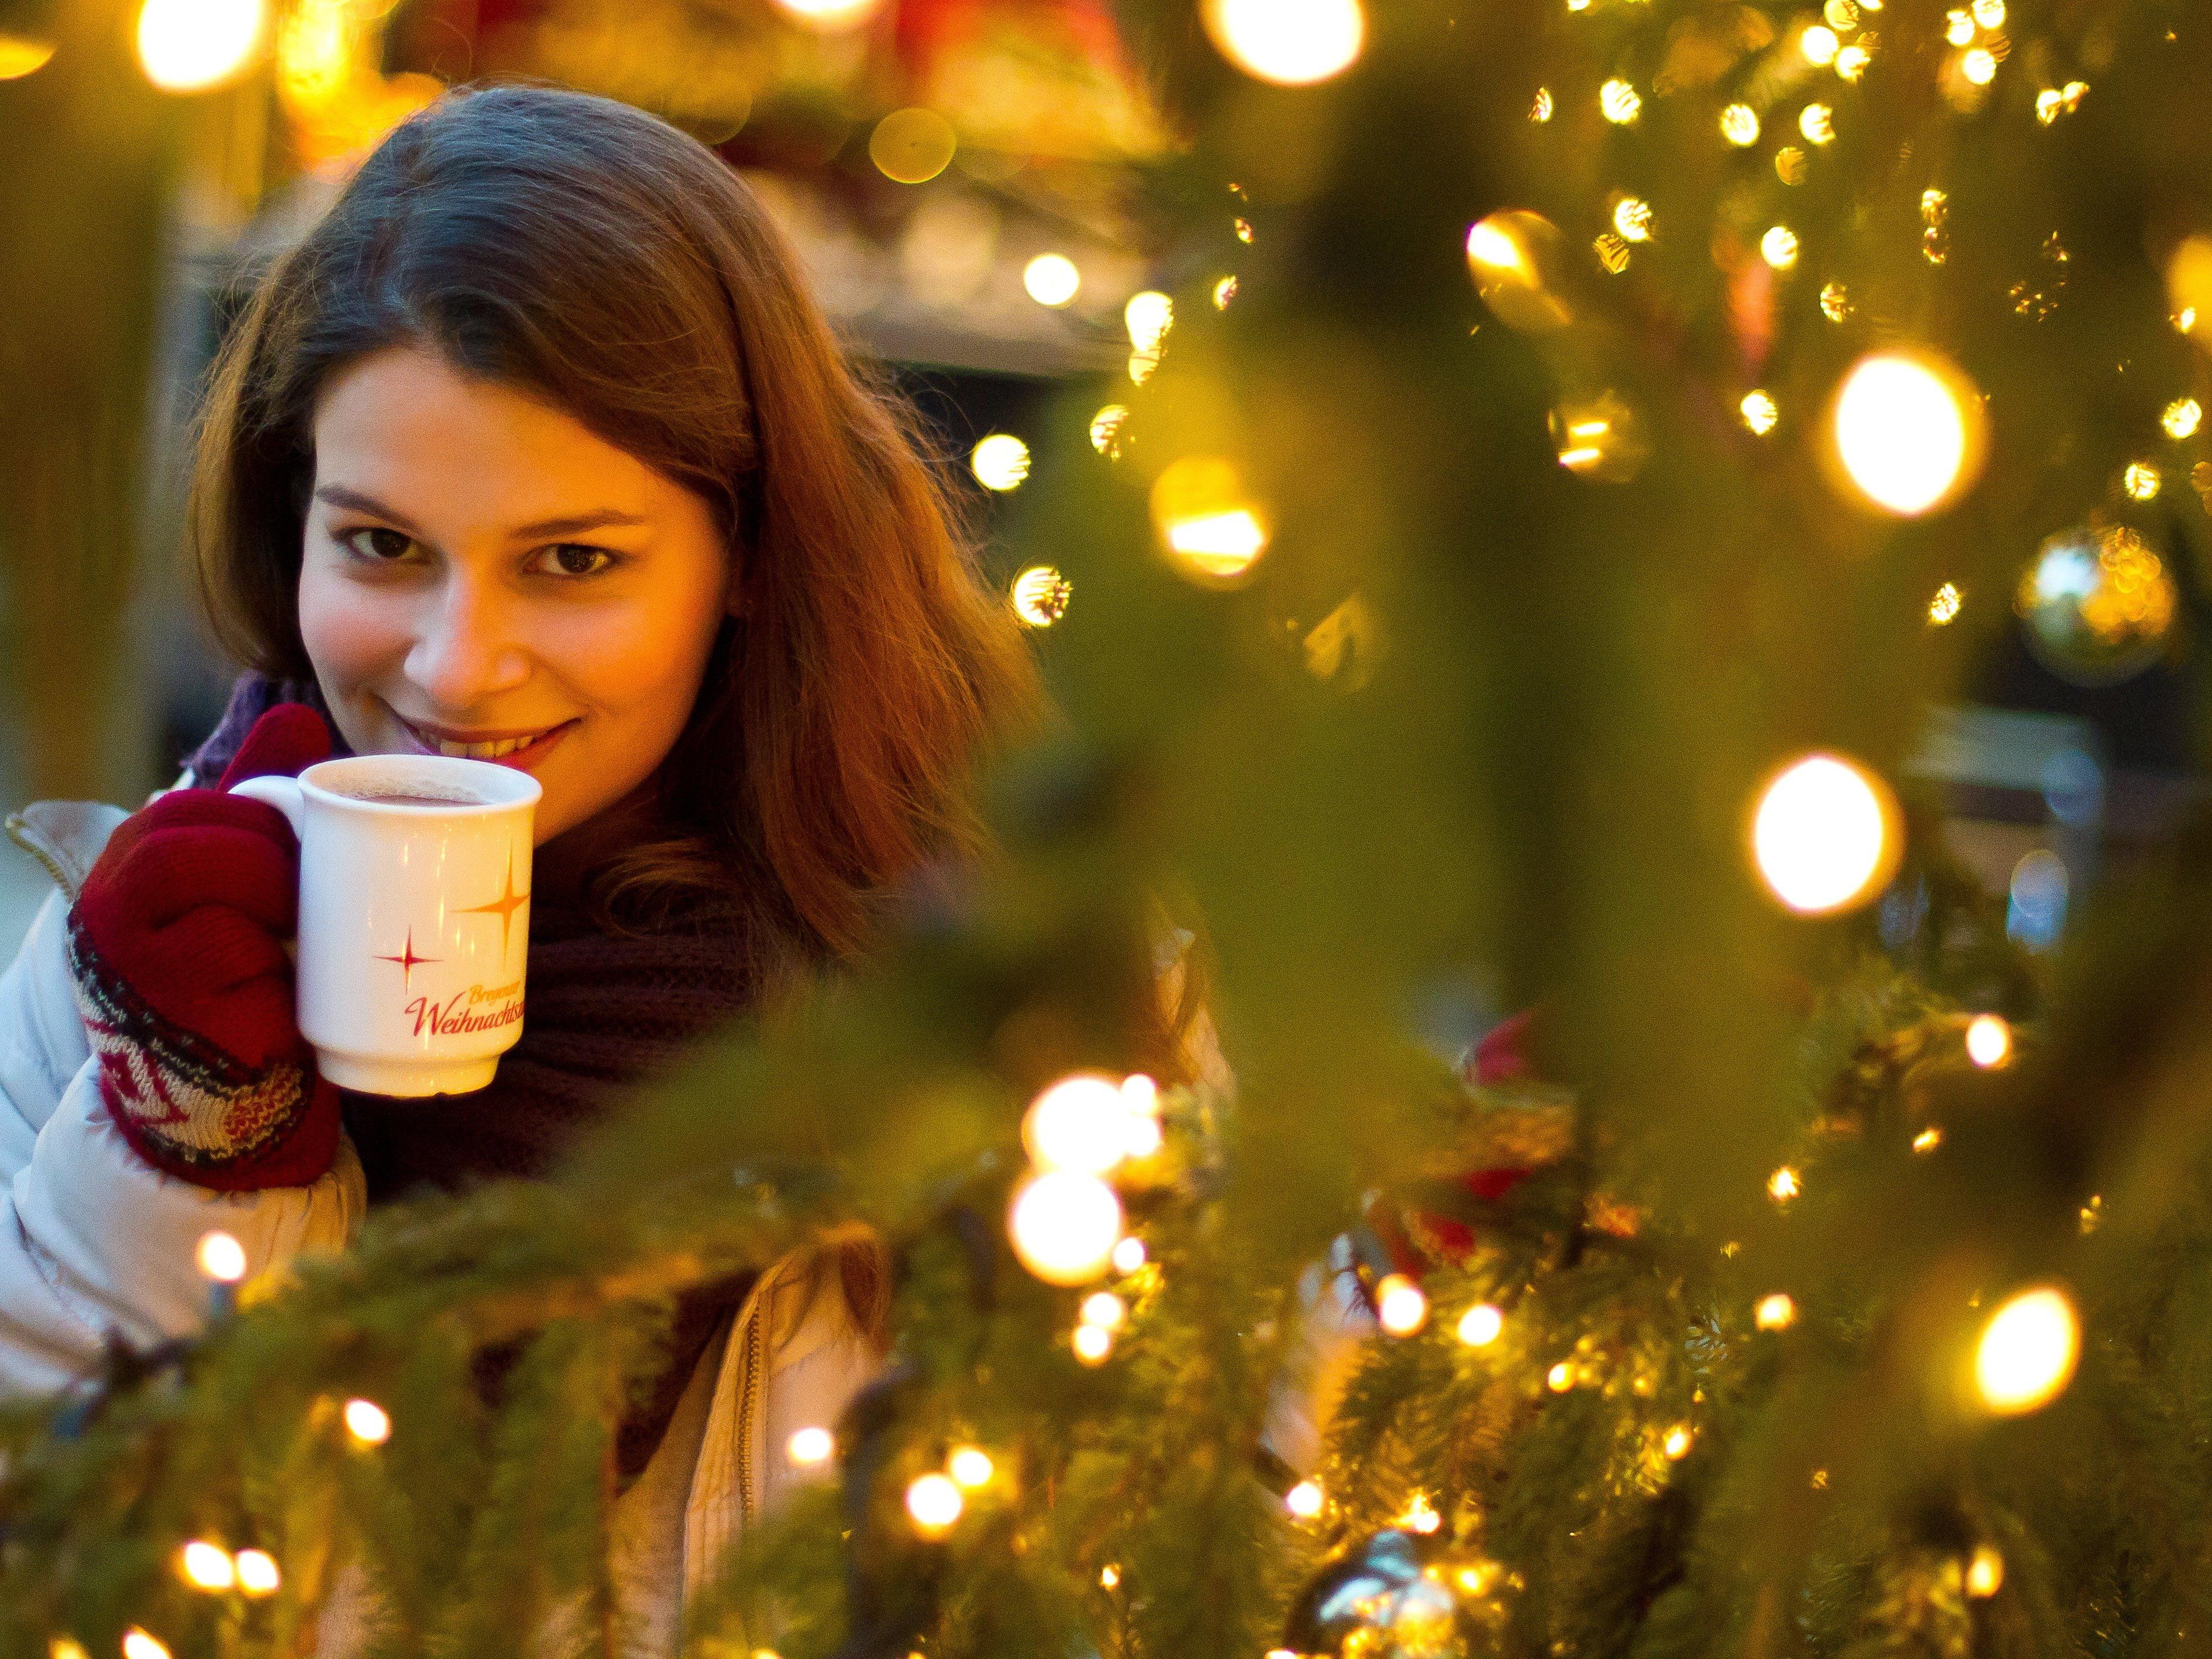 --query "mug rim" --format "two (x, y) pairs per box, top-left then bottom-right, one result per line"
(294, 753), (543, 813)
